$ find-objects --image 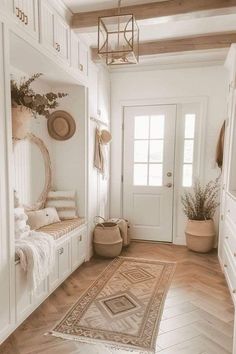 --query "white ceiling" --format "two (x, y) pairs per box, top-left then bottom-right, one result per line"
(64, 0), (165, 13)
